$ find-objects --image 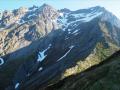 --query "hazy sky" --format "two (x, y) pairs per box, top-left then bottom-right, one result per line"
(0, 0), (120, 19)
